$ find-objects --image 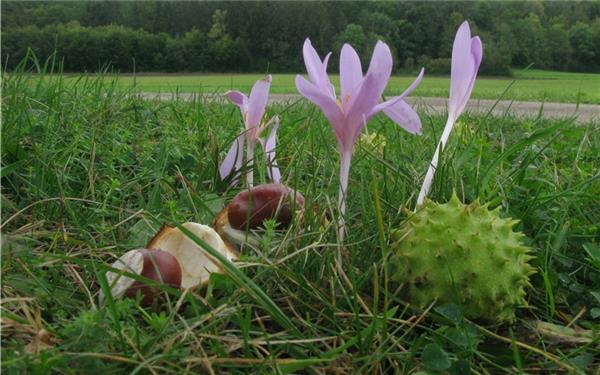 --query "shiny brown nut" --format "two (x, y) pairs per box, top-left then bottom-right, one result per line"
(124, 249), (182, 305)
(100, 249), (182, 306)
(227, 184), (305, 230)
